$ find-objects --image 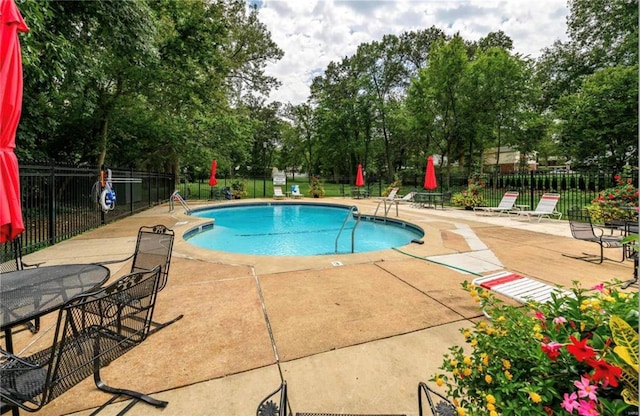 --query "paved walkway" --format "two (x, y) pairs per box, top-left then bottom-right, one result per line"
(8, 199), (635, 416)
